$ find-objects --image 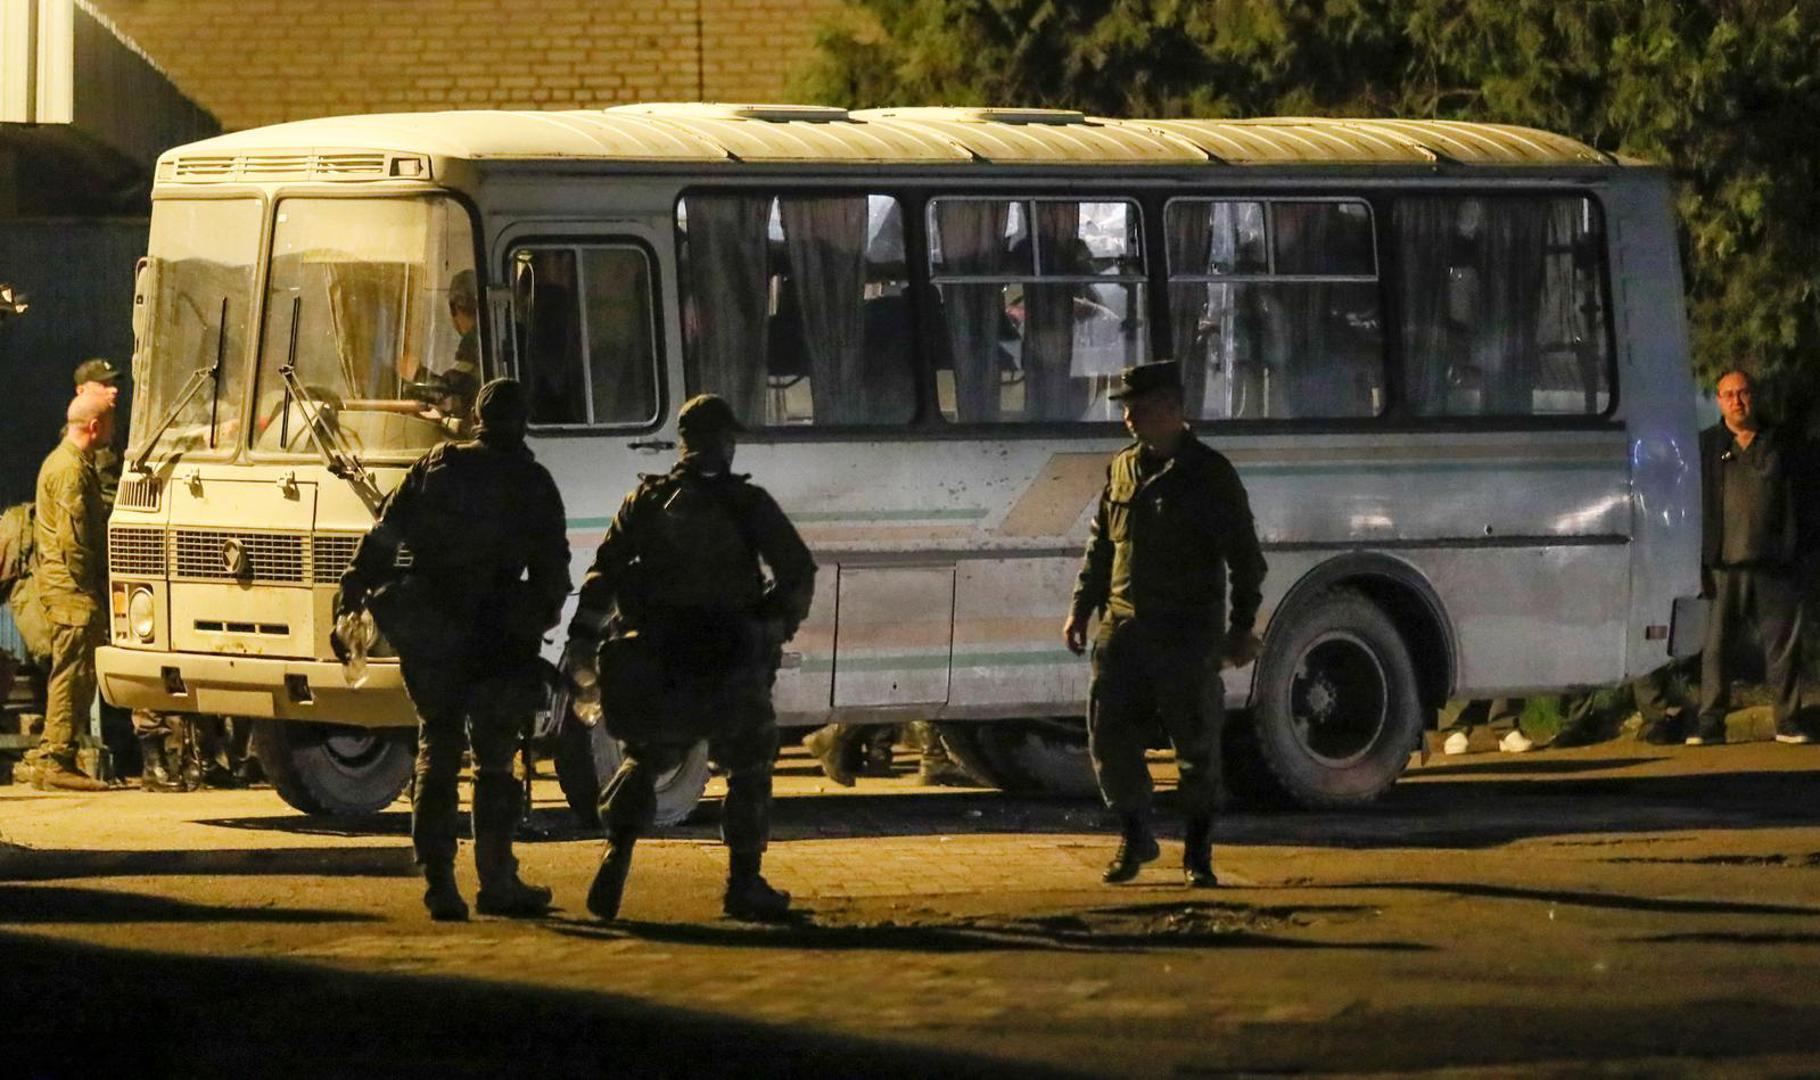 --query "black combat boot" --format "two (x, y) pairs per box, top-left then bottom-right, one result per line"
(586, 831), (637, 921)
(1102, 813), (1160, 883)
(1183, 815), (1217, 889)
(422, 862), (470, 922)
(474, 832), (552, 918)
(723, 849), (791, 922)
(139, 737), (187, 793)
